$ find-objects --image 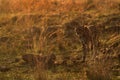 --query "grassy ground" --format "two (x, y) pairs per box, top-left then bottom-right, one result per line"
(0, 0), (120, 80)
